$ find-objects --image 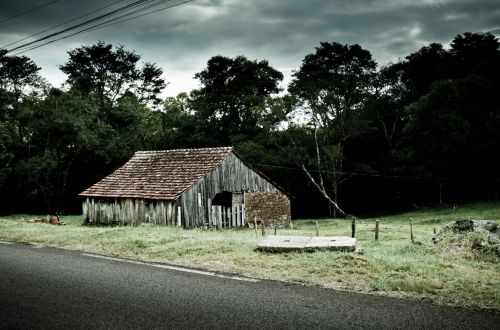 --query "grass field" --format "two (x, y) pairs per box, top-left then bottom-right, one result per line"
(1, 202), (499, 309)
